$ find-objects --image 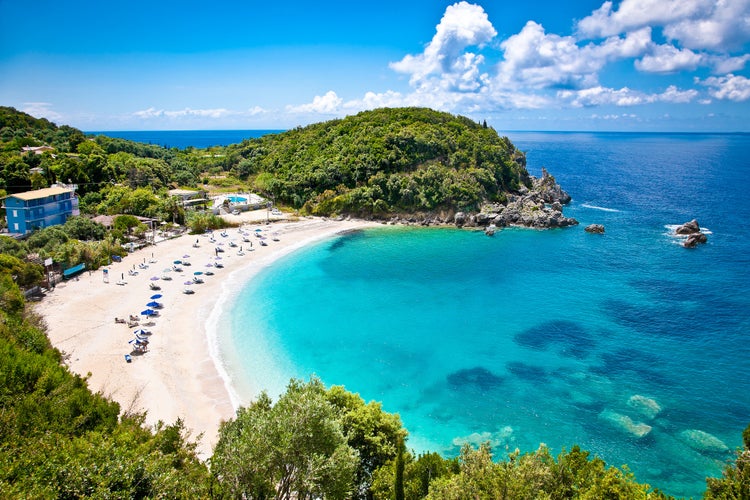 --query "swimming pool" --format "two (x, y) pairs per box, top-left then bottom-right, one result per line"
(226, 195), (247, 203)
